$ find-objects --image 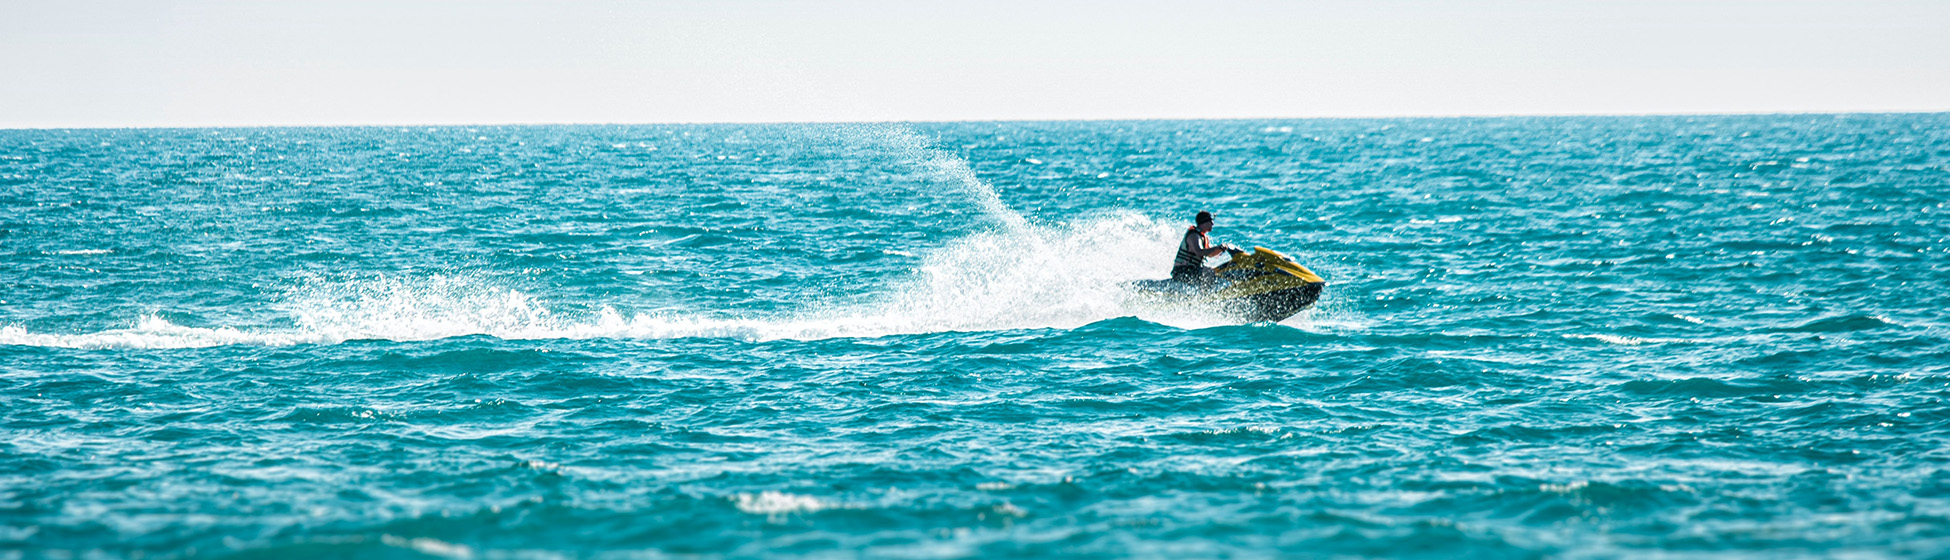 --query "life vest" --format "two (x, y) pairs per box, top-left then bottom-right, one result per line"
(1174, 226), (1209, 268)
